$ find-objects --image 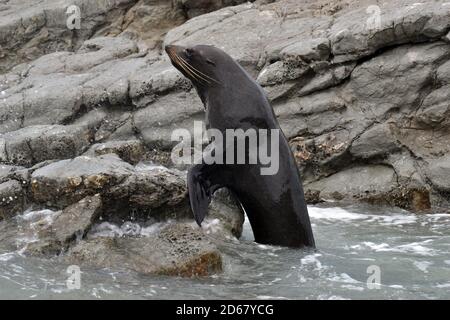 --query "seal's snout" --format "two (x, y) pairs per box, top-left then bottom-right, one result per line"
(165, 44), (220, 86)
(165, 45), (174, 55)
(165, 44), (184, 56)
